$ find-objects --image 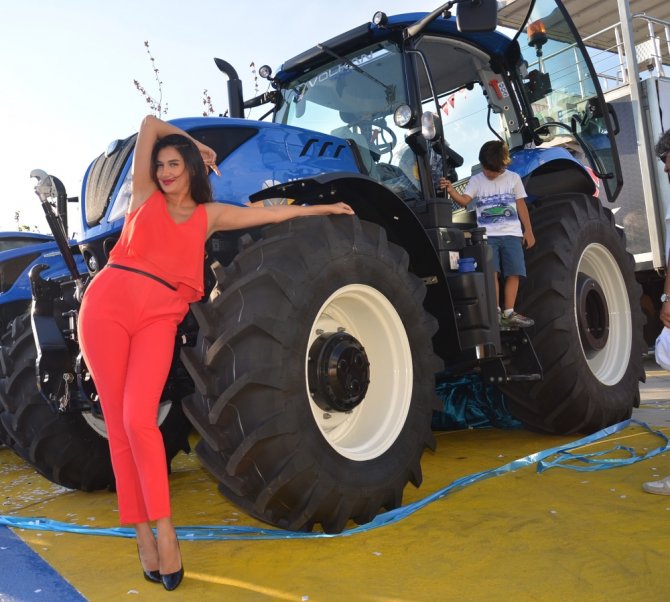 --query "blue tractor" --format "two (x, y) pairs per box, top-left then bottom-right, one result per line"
(0, 0), (644, 532)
